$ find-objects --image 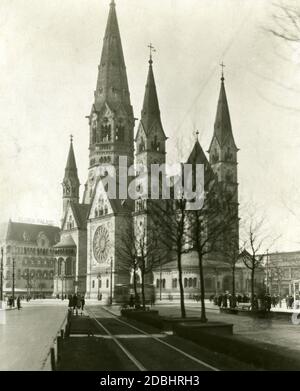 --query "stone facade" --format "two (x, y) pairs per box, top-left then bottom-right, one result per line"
(0, 221), (60, 297)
